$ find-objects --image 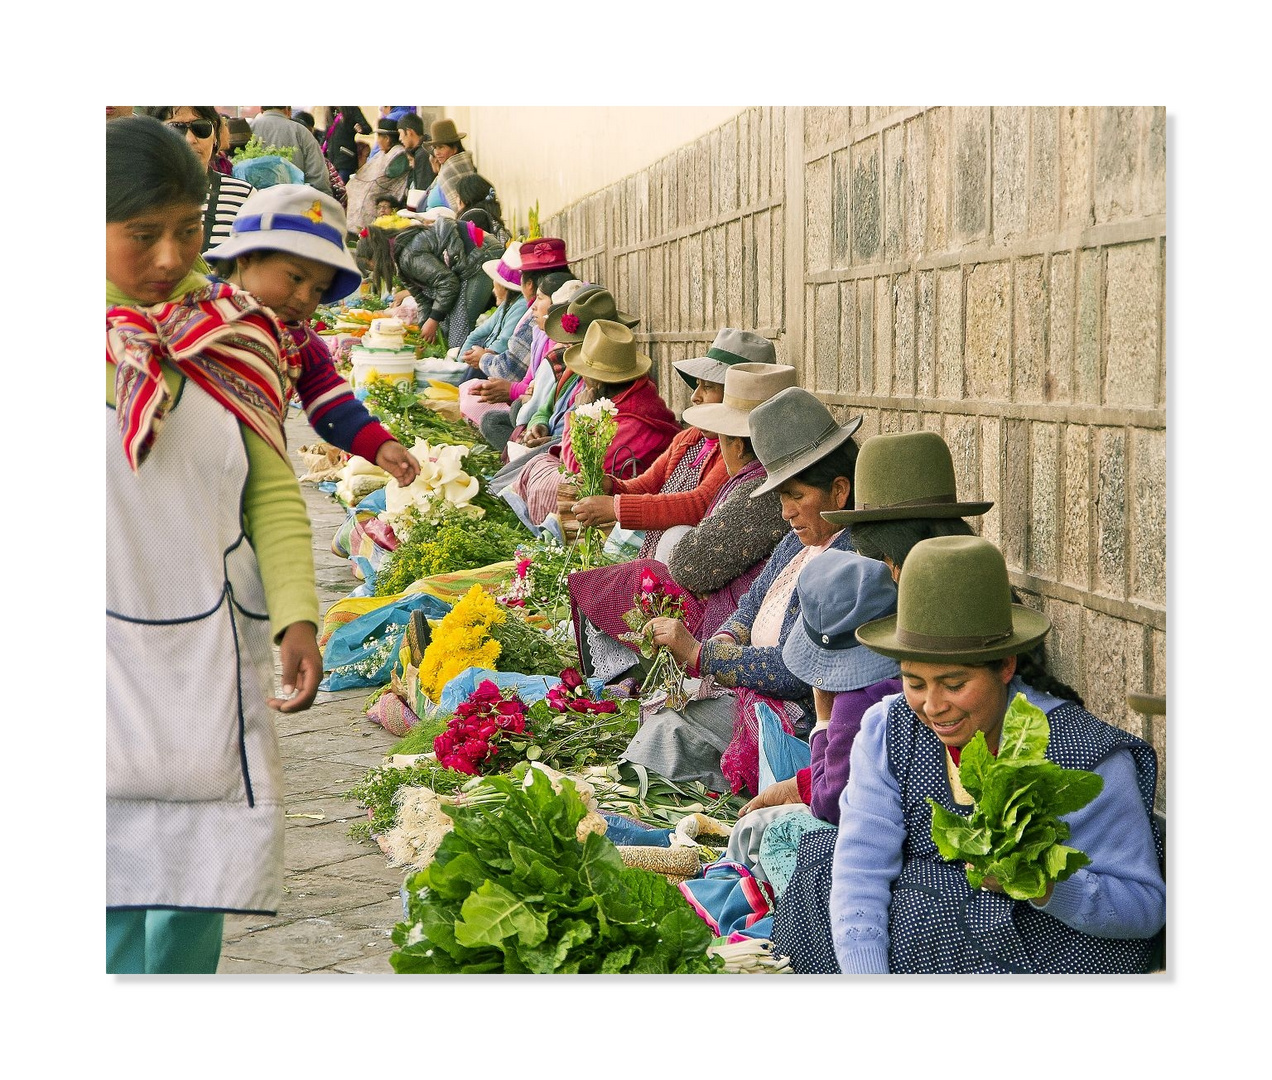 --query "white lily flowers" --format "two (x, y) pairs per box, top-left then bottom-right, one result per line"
(381, 438), (483, 532)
